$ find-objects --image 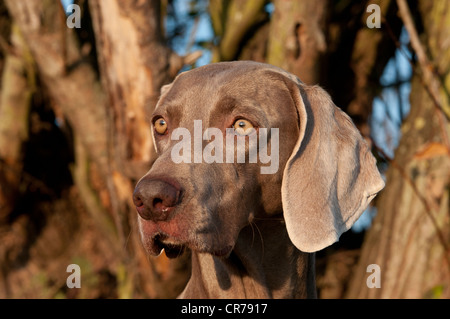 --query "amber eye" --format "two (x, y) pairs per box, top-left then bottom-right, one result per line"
(233, 119), (254, 136)
(154, 118), (168, 135)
